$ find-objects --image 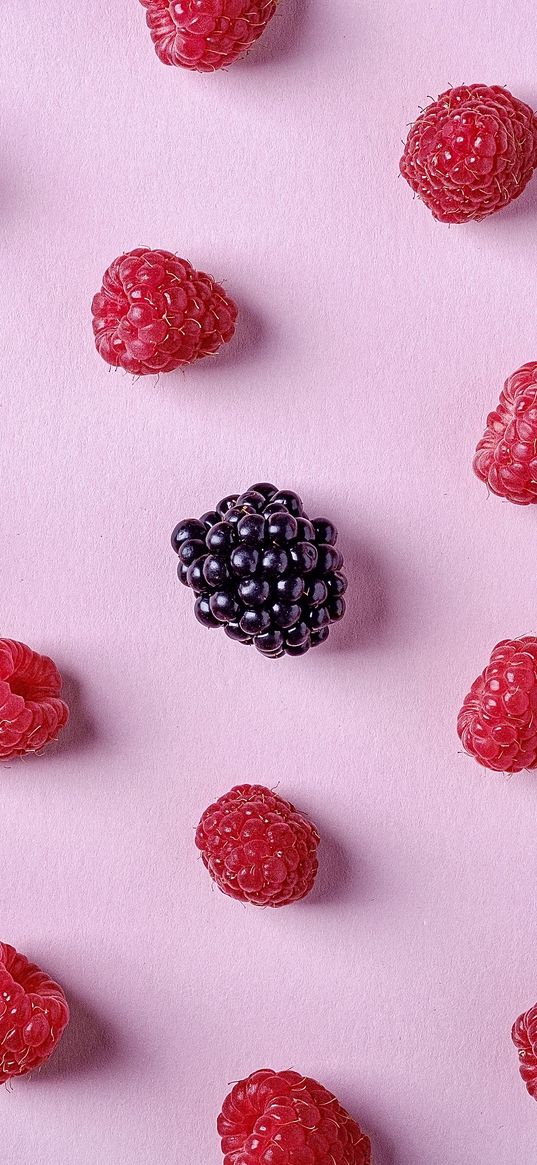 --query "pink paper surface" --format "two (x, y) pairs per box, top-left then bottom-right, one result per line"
(3, 1), (537, 1161)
